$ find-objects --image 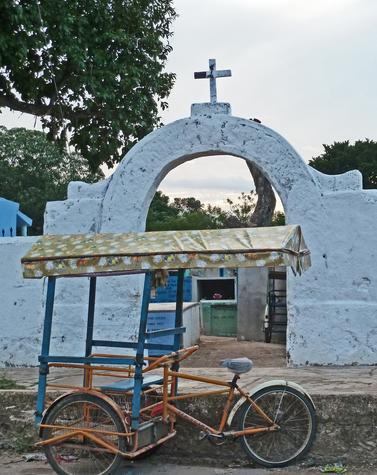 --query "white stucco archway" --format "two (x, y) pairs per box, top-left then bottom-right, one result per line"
(100, 103), (322, 234)
(42, 102), (377, 366)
